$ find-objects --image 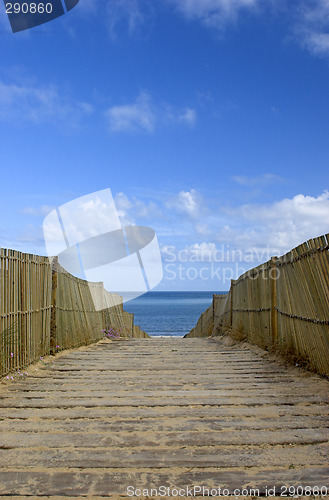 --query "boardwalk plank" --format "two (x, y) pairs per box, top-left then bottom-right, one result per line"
(0, 415), (328, 432)
(0, 468), (328, 496)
